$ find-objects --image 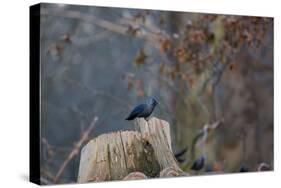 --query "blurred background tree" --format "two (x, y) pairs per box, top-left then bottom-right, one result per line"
(39, 3), (273, 184)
